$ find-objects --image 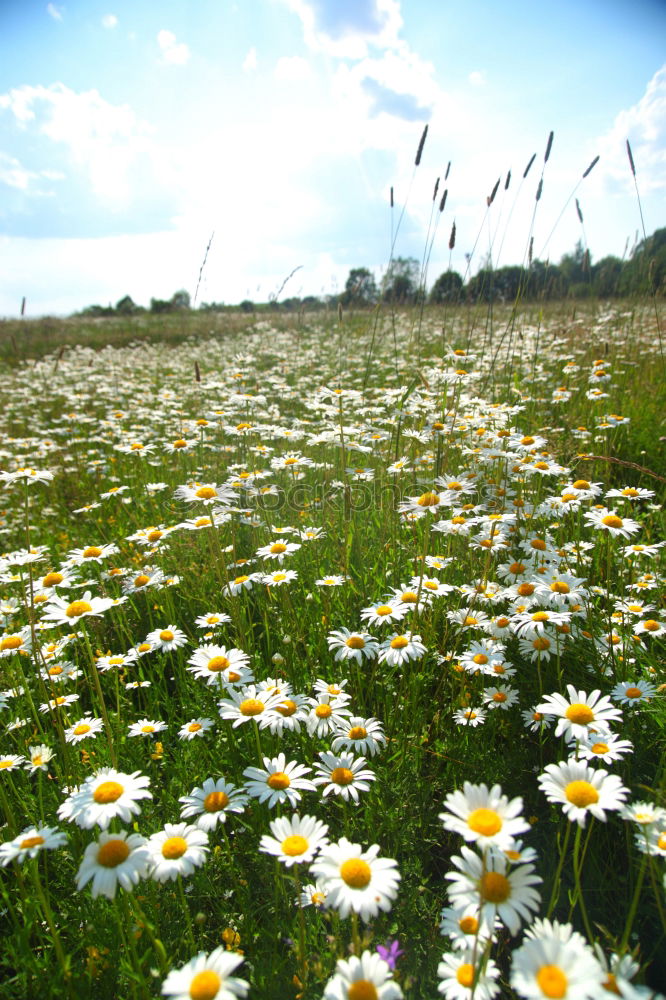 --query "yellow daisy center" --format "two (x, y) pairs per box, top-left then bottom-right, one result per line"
(73, 724), (91, 735)
(234, 575), (249, 585)
(390, 636), (409, 649)
(194, 517), (211, 528)
(147, 530), (163, 542)
(348, 982), (379, 1000)
(536, 965), (568, 999)
(93, 781), (124, 804)
(624, 687), (643, 698)
(173, 439), (187, 449)
(565, 780), (599, 807)
(83, 546), (102, 558)
(480, 871), (510, 902)
(207, 656), (230, 672)
(473, 653), (488, 664)
(134, 574), (150, 587)
(459, 915), (478, 934)
(532, 637), (551, 651)
(642, 620), (659, 631)
(565, 703), (594, 725)
(590, 742), (609, 755)
(551, 581), (570, 594)
(276, 699), (297, 716)
(331, 767), (355, 786)
(281, 835), (308, 857)
(517, 583), (535, 596)
(417, 492), (440, 506)
(315, 704), (333, 718)
(203, 791), (229, 813)
(188, 723), (202, 732)
(20, 835), (45, 849)
(602, 515), (623, 529)
(346, 636), (366, 649)
(97, 839), (130, 868)
(492, 692), (507, 702)
(340, 858), (372, 888)
(1, 636), (22, 650)
(239, 699), (264, 716)
(348, 726), (367, 740)
(468, 808), (502, 837)
(401, 591), (418, 603)
(195, 487), (216, 499)
(267, 772), (291, 790)
(376, 605), (393, 615)
(189, 970), (222, 1000)
(162, 837), (188, 860)
(42, 572), (64, 587)
(159, 630), (175, 642)
(270, 543), (287, 554)
(66, 600), (93, 617)
(457, 965), (475, 988)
